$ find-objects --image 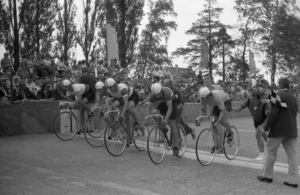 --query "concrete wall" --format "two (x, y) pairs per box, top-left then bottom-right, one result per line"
(0, 101), (249, 136)
(0, 101), (59, 136)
